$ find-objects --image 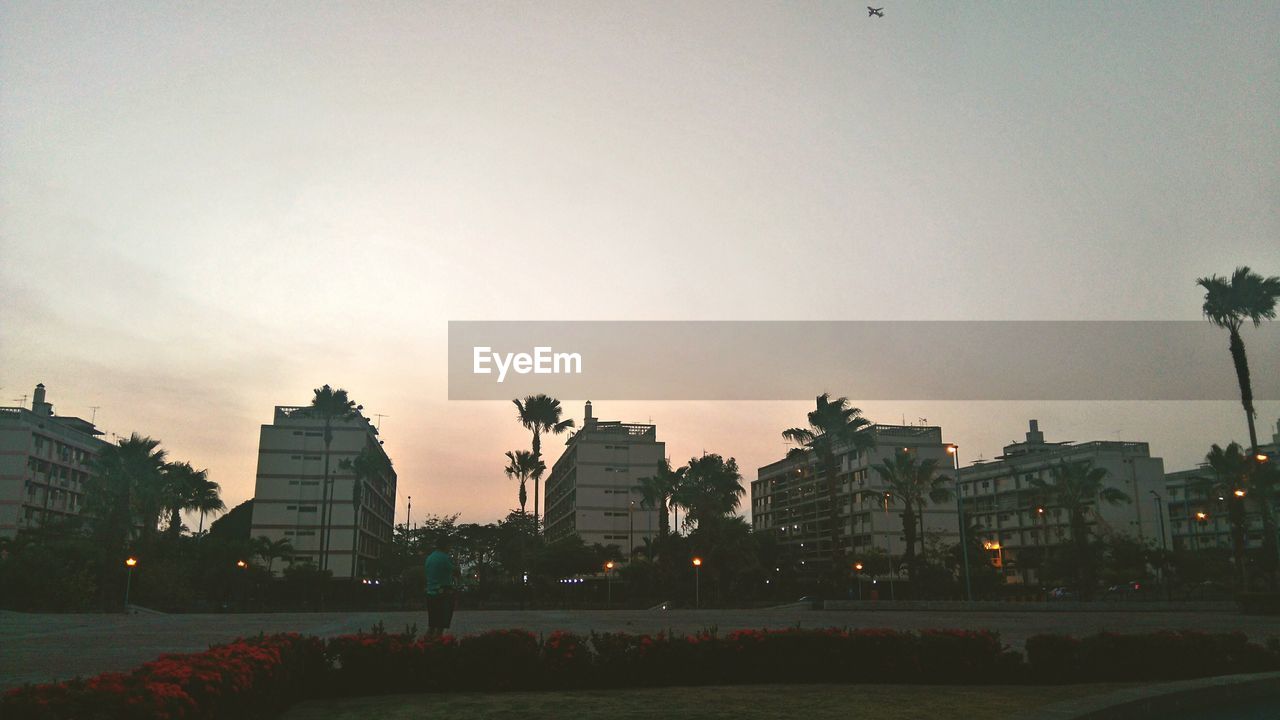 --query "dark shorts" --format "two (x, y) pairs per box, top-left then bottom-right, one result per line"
(426, 591), (455, 629)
